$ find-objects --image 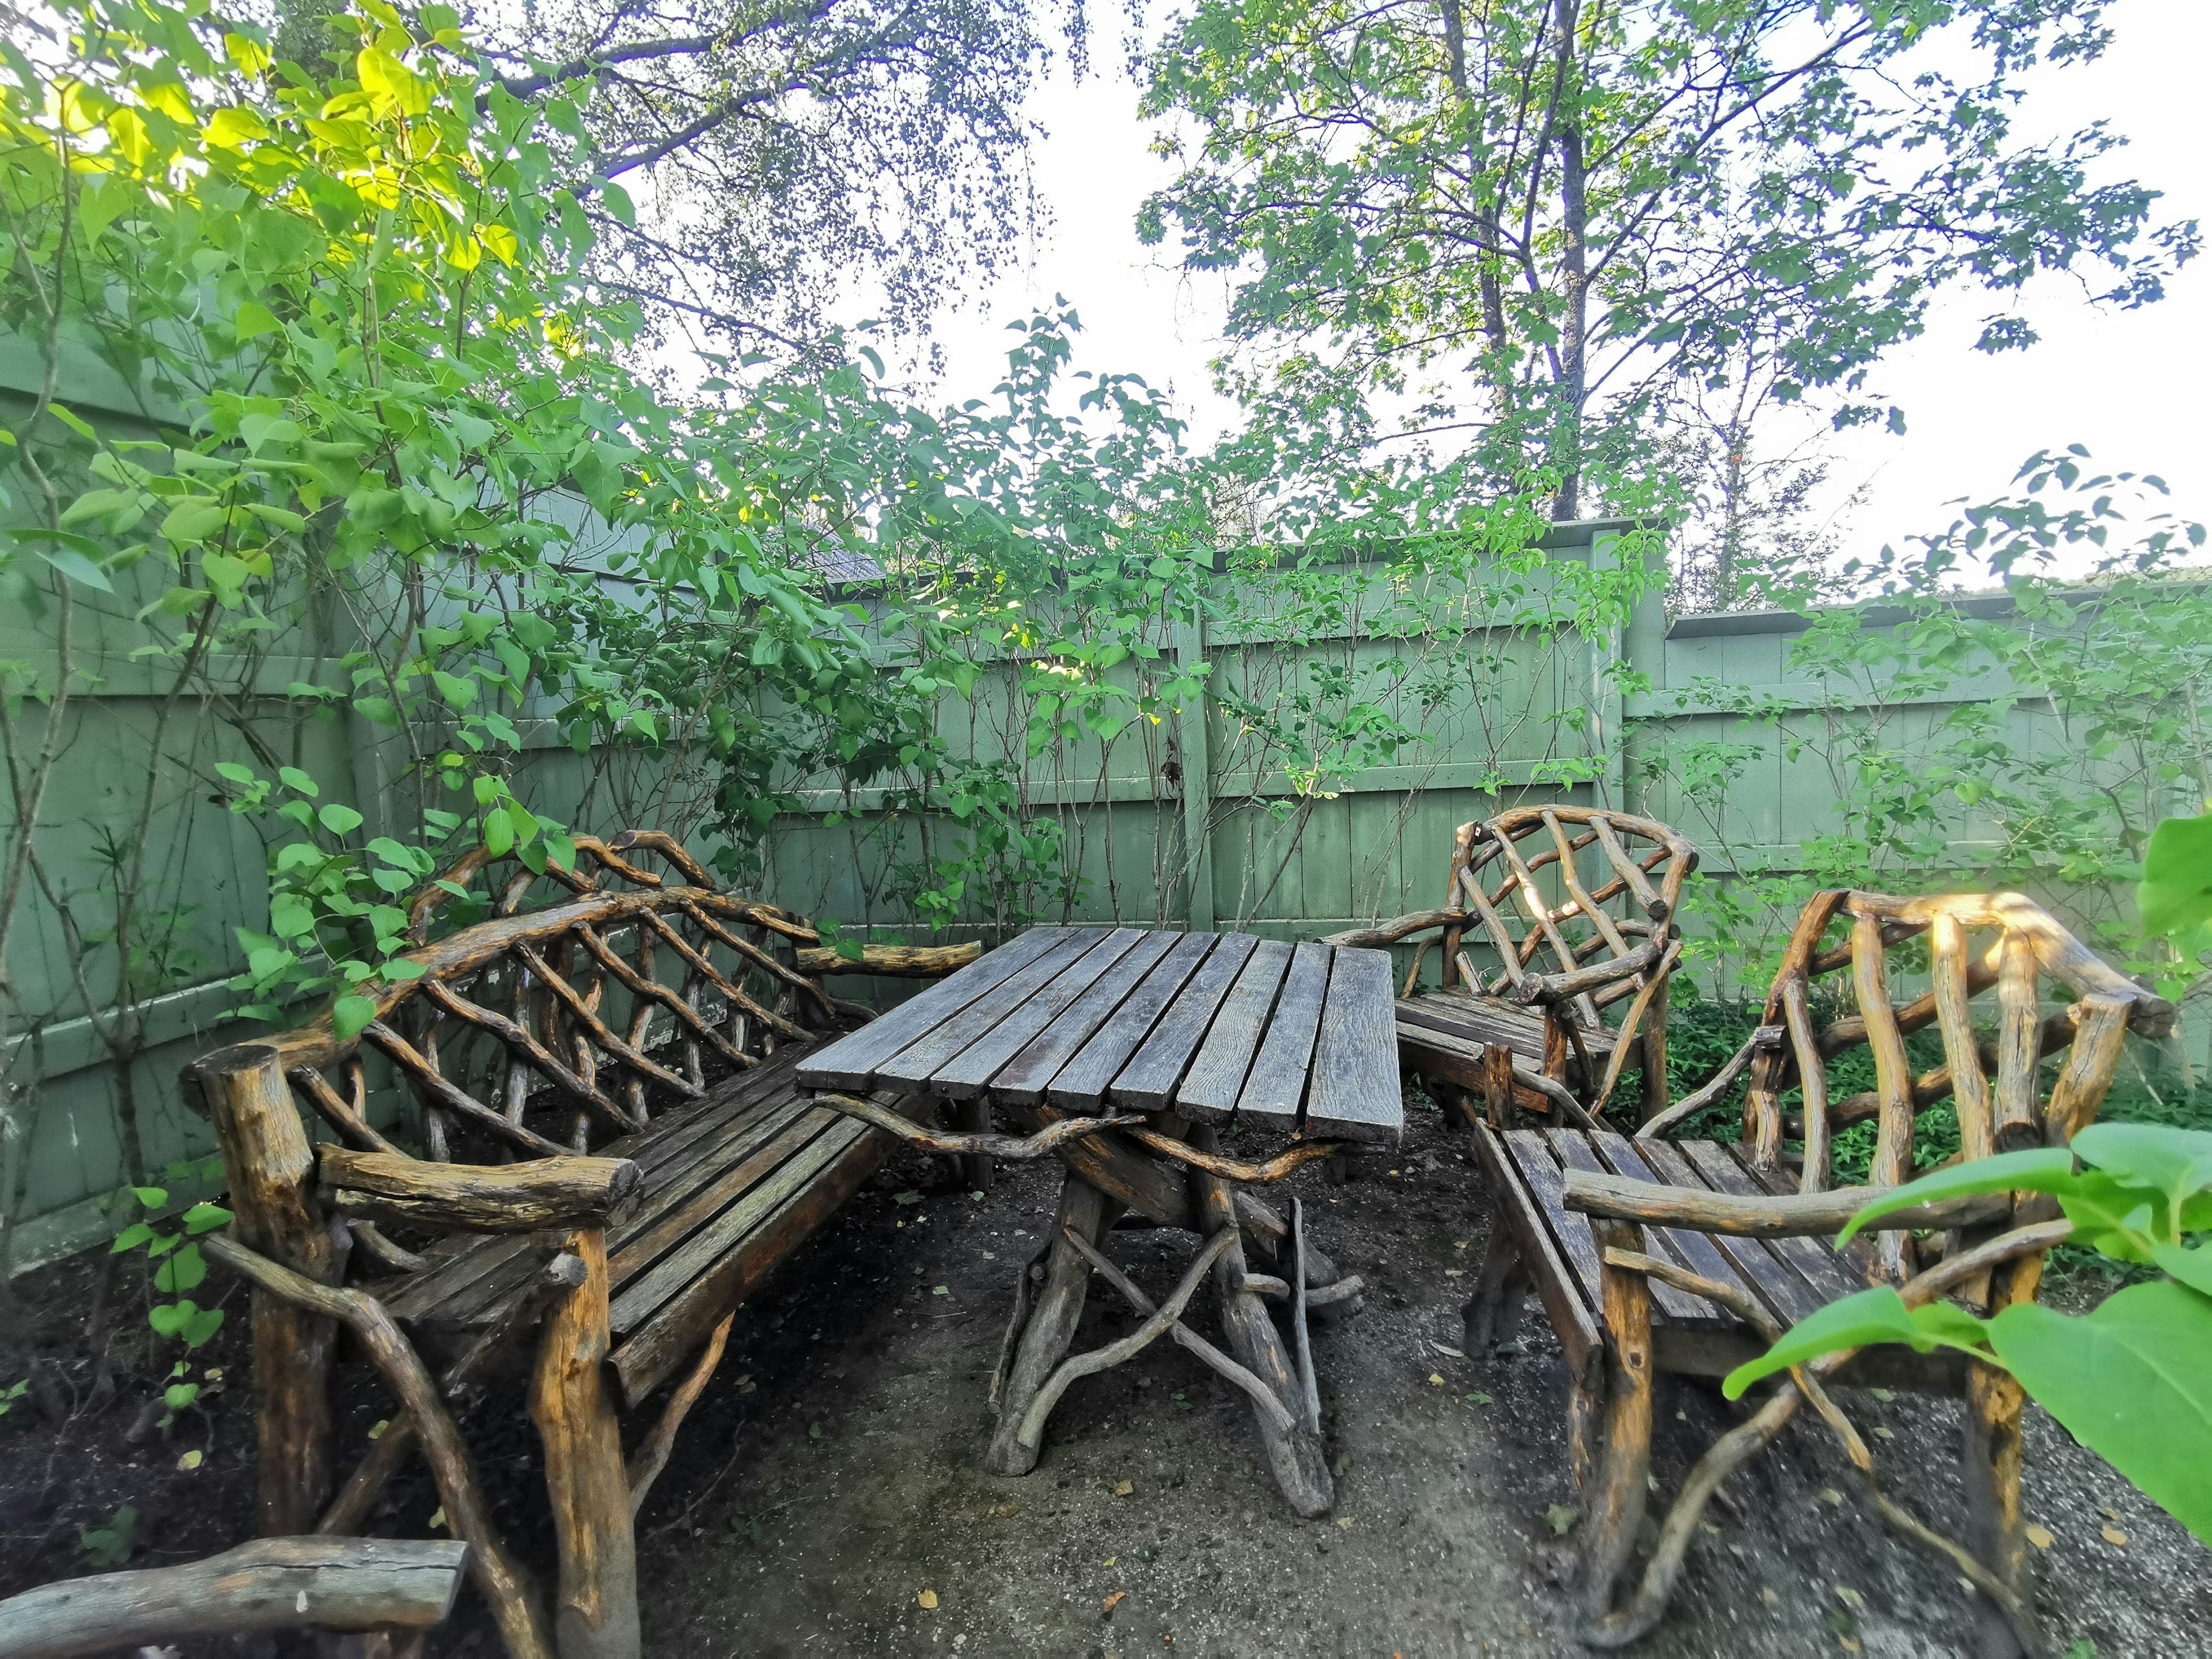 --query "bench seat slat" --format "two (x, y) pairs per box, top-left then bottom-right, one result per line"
(1469, 1123), (1601, 1382)
(1545, 1132), (1715, 1326)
